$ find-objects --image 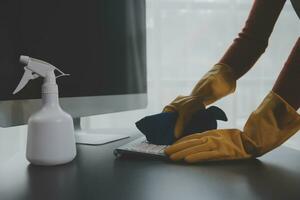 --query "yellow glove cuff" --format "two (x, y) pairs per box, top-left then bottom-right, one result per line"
(242, 91), (300, 157)
(191, 63), (236, 106)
